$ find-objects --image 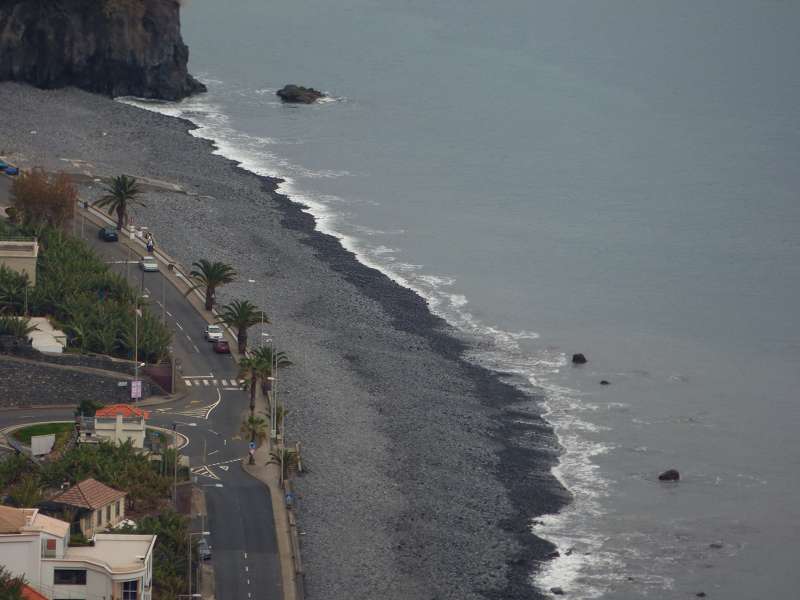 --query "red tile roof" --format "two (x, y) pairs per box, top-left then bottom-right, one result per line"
(95, 404), (150, 419)
(22, 584), (48, 600)
(50, 478), (126, 510)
